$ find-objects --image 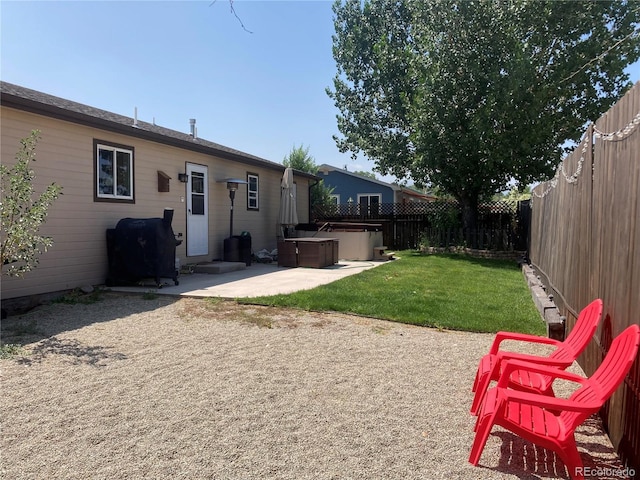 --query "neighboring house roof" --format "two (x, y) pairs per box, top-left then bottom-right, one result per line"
(318, 163), (436, 201)
(398, 186), (438, 202)
(318, 163), (401, 190)
(0, 81), (318, 181)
